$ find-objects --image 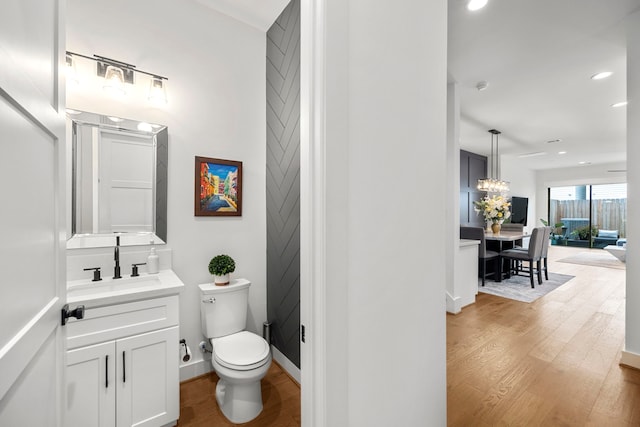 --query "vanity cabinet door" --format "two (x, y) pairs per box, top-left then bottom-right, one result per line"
(116, 326), (179, 427)
(66, 341), (116, 427)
